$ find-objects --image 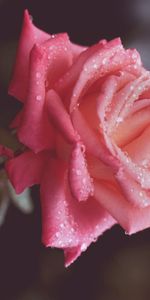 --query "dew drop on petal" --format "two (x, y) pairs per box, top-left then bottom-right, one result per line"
(116, 116), (123, 123)
(36, 95), (42, 101)
(36, 72), (41, 78)
(81, 243), (87, 251)
(55, 232), (60, 238)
